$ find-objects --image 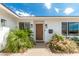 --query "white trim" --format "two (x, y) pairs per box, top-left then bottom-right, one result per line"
(0, 4), (19, 19)
(19, 16), (79, 20)
(67, 22), (68, 37)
